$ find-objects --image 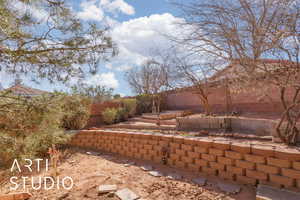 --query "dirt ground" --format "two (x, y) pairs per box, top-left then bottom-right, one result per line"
(0, 148), (256, 200)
